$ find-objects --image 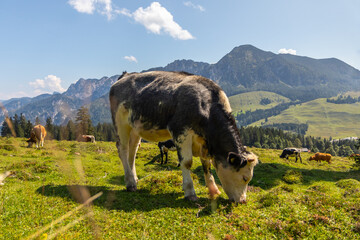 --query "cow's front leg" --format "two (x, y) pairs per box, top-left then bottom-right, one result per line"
(201, 158), (221, 199)
(175, 133), (197, 201)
